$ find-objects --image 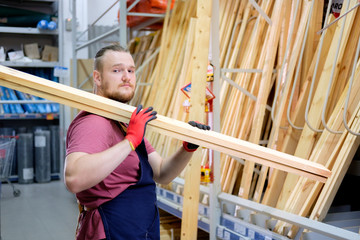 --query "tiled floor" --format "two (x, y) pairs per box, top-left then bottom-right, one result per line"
(1, 180), (78, 240)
